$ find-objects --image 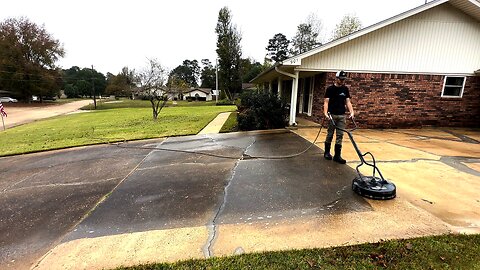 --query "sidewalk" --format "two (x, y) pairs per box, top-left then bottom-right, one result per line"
(198, 112), (232, 134)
